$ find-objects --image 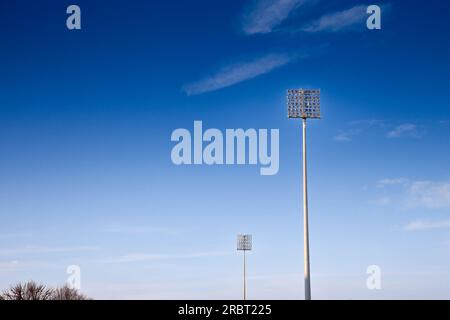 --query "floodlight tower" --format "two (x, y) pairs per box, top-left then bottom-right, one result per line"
(287, 89), (321, 301)
(237, 234), (252, 300)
